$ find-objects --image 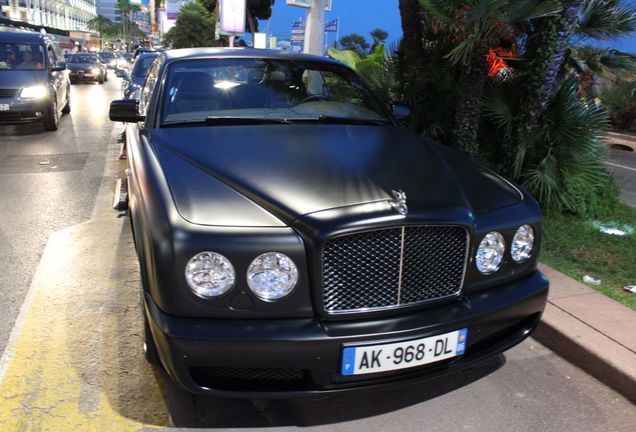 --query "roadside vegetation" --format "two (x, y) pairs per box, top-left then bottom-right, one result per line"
(542, 203), (636, 310)
(330, 0), (636, 307)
